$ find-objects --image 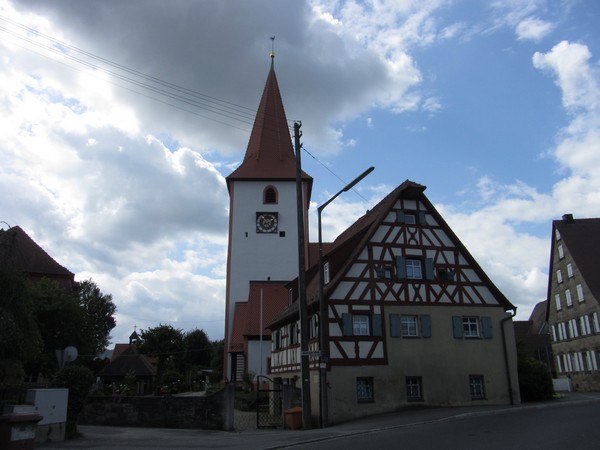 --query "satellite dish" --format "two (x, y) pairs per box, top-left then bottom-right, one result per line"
(64, 346), (78, 363)
(56, 346), (79, 368)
